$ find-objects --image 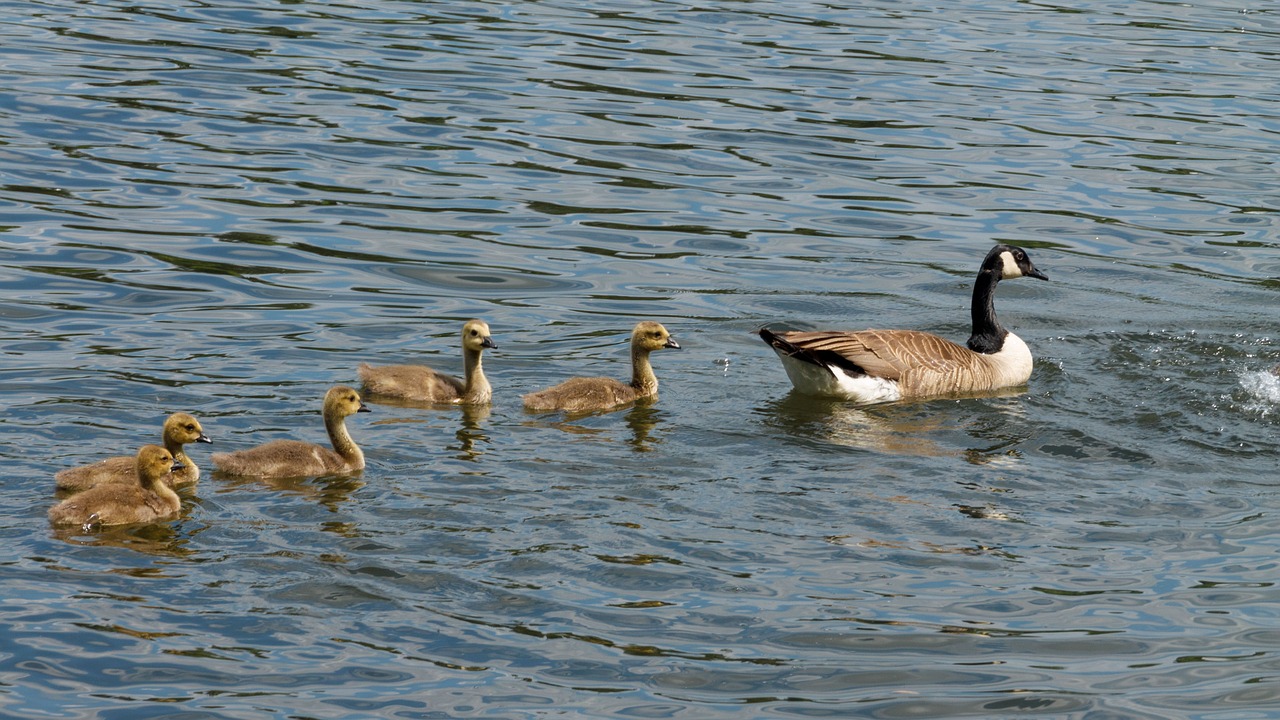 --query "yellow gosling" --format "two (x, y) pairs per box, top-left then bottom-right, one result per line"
(359, 319), (496, 405)
(211, 386), (370, 478)
(523, 321), (680, 414)
(54, 412), (211, 493)
(49, 445), (184, 529)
